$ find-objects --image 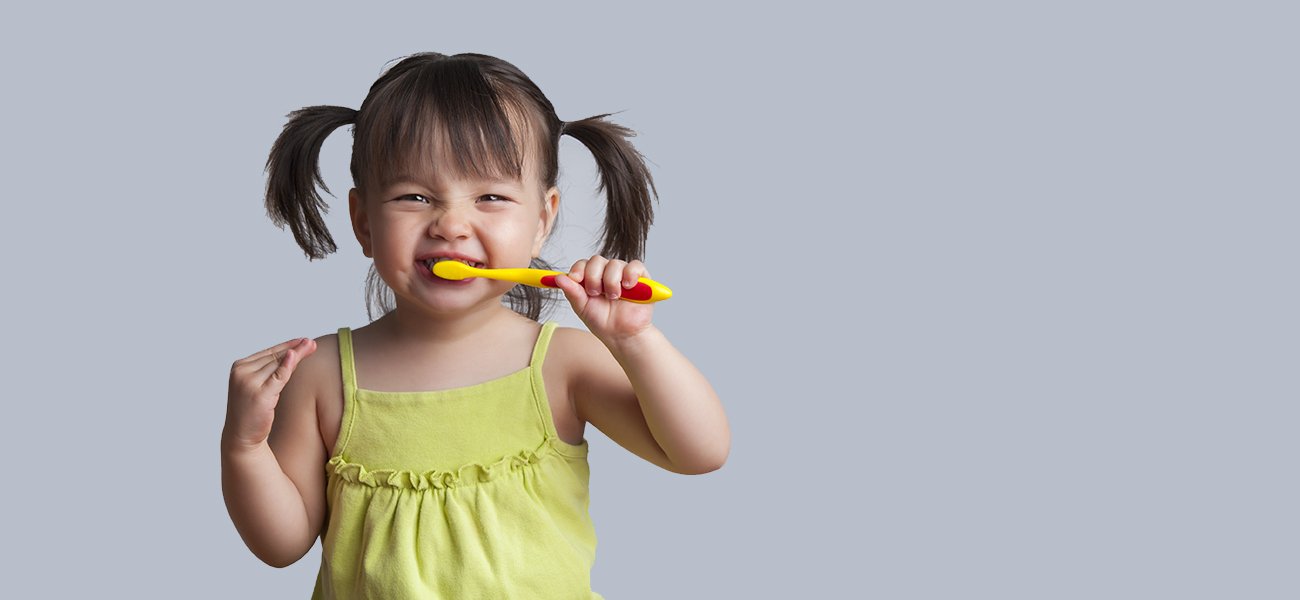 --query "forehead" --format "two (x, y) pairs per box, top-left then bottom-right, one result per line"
(380, 151), (537, 191)
(376, 109), (544, 191)
(381, 170), (528, 192)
